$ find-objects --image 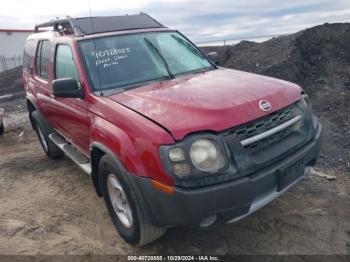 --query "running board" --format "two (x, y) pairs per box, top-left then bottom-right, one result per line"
(49, 133), (92, 175)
